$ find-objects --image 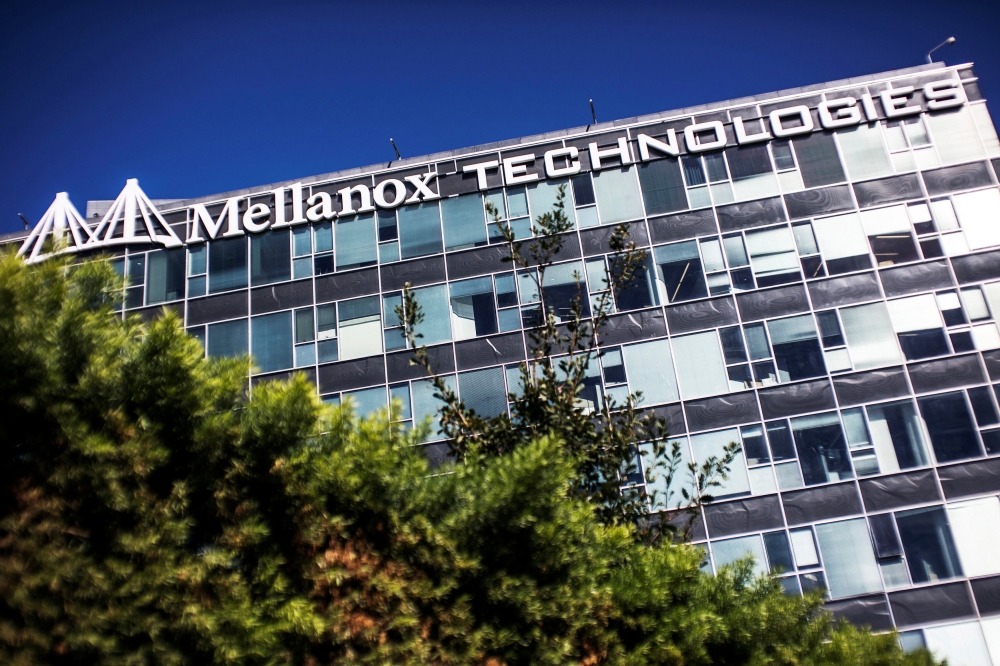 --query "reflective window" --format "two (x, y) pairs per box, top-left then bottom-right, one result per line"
(839, 302), (902, 370)
(895, 506), (963, 584)
(621, 339), (678, 406)
(815, 519), (882, 599)
(207, 319), (247, 359)
(860, 206), (919, 267)
(812, 213), (873, 275)
(768, 315), (826, 382)
(338, 296), (383, 360)
(692, 428), (749, 499)
(410, 284), (451, 346)
(528, 179), (576, 227)
(837, 123), (892, 180)
(541, 261), (588, 322)
(712, 534), (767, 576)
(948, 497), (1000, 578)
(449, 277), (497, 340)
(335, 214), (377, 270)
(251, 311), (293, 373)
(918, 392), (982, 463)
(250, 229), (291, 286)
(441, 193), (487, 251)
(791, 132), (846, 188)
(654, 241), (707, 303)
(790, 412), (853, 485)
(208, 237), (247, 293)
(592, 166), (644, 224)
(637, 159), (687, 215)
(745, 226), (800, 287)
(146, 248), (185, 304)
(673, 332), (728, 400)
(398, 202), (443, 259)
(866, 400), (930, 472)
(458, 367), (507, 418)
